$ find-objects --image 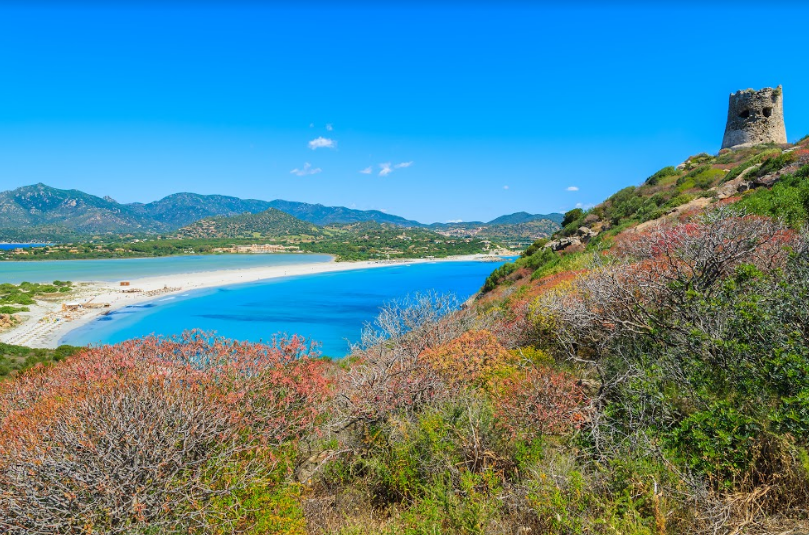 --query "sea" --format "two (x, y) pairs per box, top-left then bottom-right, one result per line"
(55, 259), (506, 357)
